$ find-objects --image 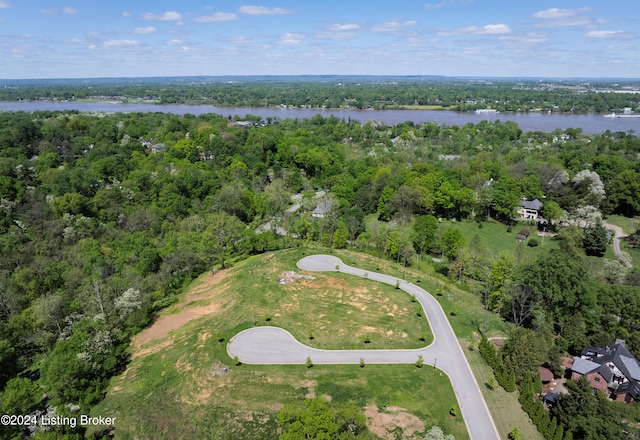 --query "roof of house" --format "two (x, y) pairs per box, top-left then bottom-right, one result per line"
(572, 357), (600, 375)
(581, 343), (640, 381)
(538, 367), (554, 382)
(312, 199), (332, 216)
(520, 199), (543, 210)
(577, 342), (640, 399)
